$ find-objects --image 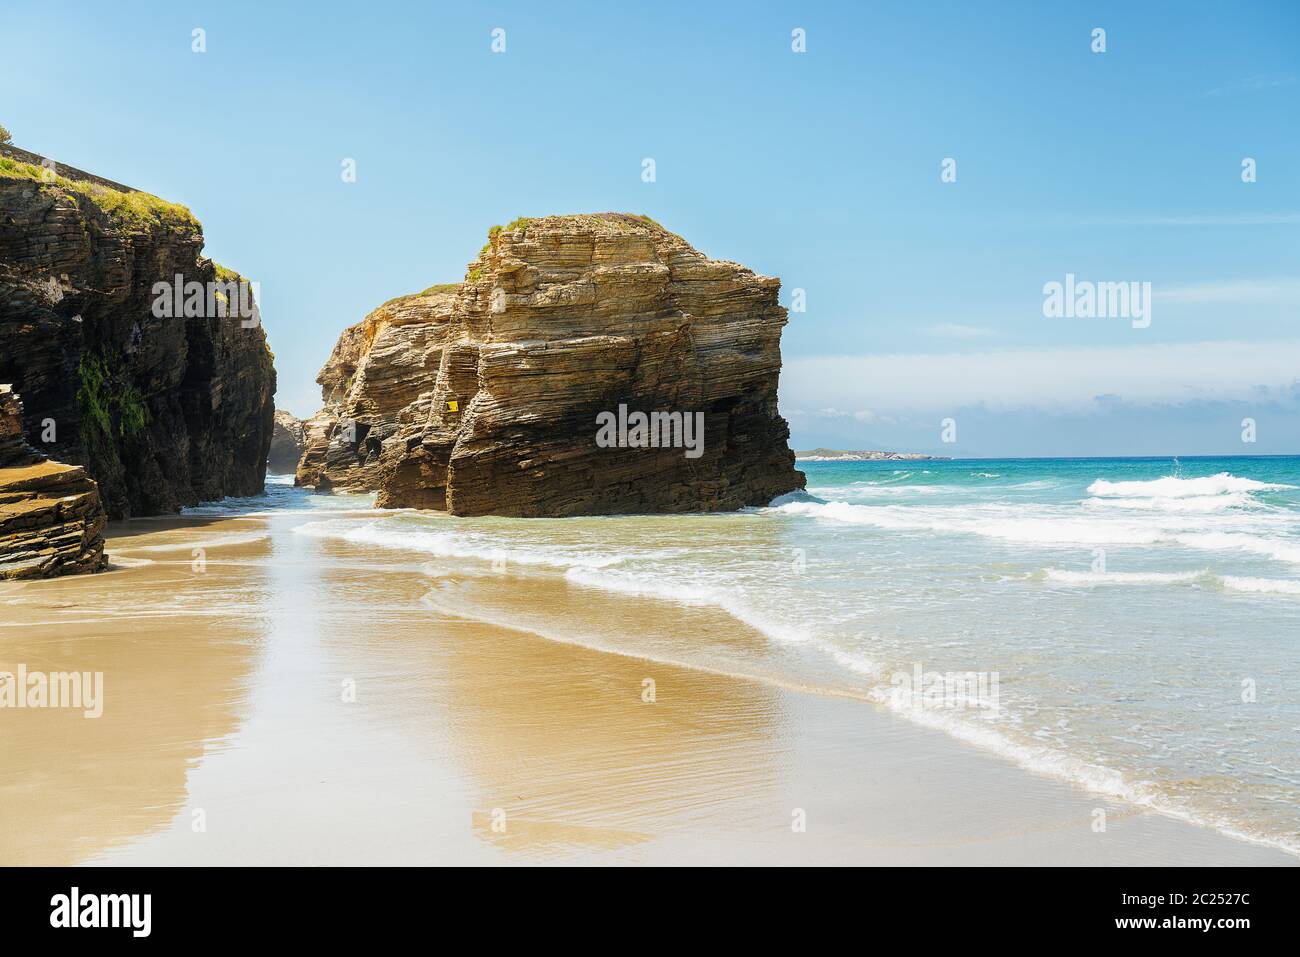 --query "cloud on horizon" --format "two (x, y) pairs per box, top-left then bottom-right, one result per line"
(781, 339), (1300, 417)
(1157, 278), (1300, 305)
